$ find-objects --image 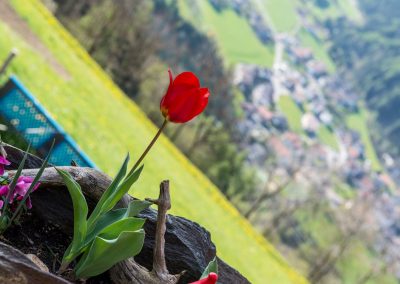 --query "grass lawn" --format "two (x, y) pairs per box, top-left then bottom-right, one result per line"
(317, 126), (339, 151)
(346, 109), (382, 172)
(178, 0), (274, 67)
(299, 29), (336, 73)
(259, 0), (299, 33)
(278, 95), (304, 133)
(0, 0), (307, 283)
(278, 96), (339, 150)
(335, 182), (356, 199)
